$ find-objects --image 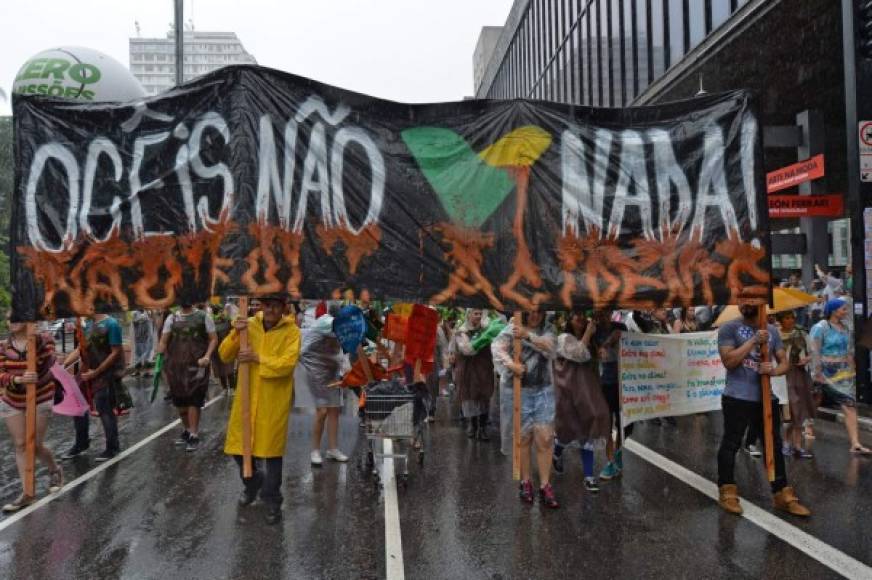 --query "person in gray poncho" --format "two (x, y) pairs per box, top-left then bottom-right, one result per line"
(300, 315), (350, 466)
